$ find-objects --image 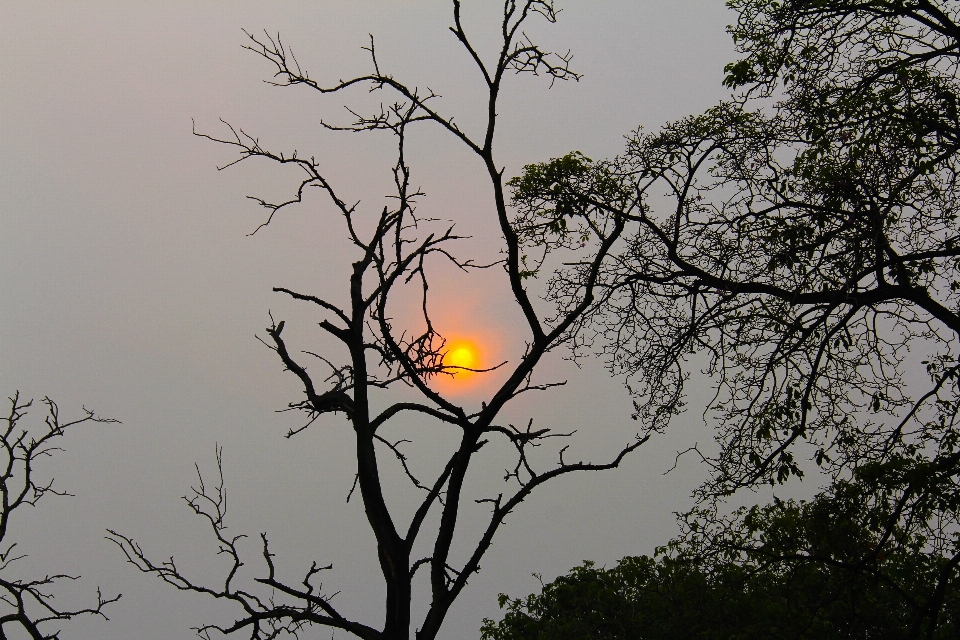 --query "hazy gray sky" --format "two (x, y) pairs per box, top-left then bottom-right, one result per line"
(1, 2), (734, 637)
